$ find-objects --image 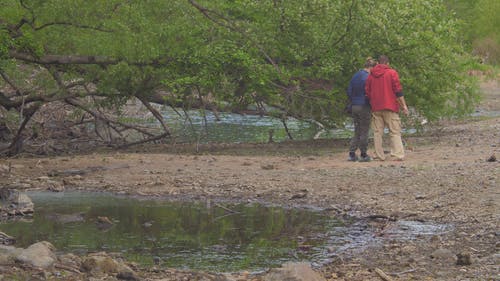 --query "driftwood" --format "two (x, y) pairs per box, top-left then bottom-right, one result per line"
(54, 263), (82, 274)
(48, 164), (130, 177)
(365, 214), (397, 221)
(374, 268), (394, 281)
